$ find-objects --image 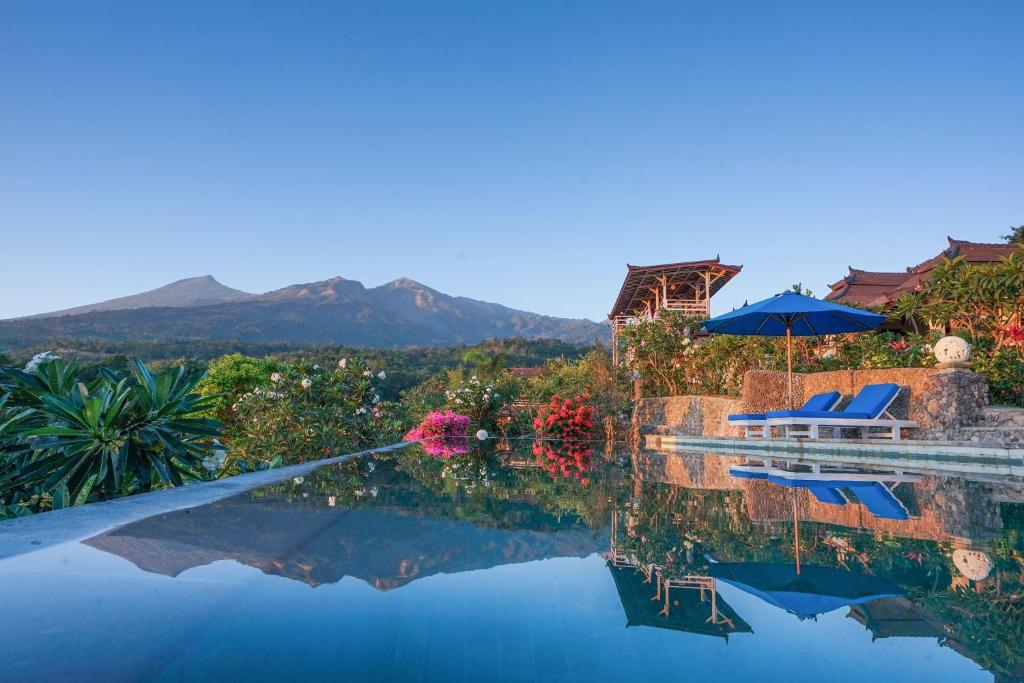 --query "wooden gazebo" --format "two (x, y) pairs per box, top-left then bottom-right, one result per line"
(608, 257), (742, 364)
